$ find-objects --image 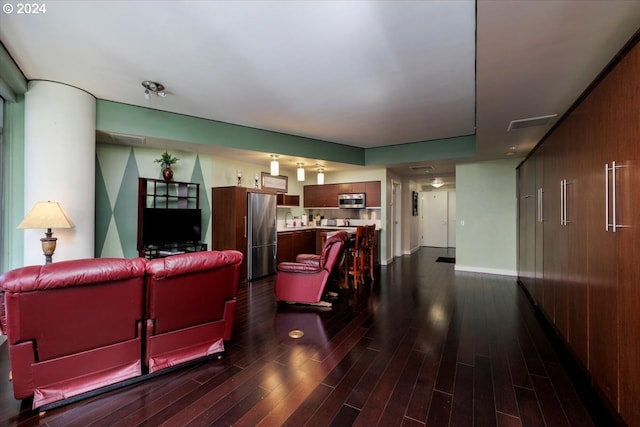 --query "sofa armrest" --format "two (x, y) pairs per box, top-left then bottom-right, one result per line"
(295, 254), (320, 266)
(277, 262), (322, 274)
